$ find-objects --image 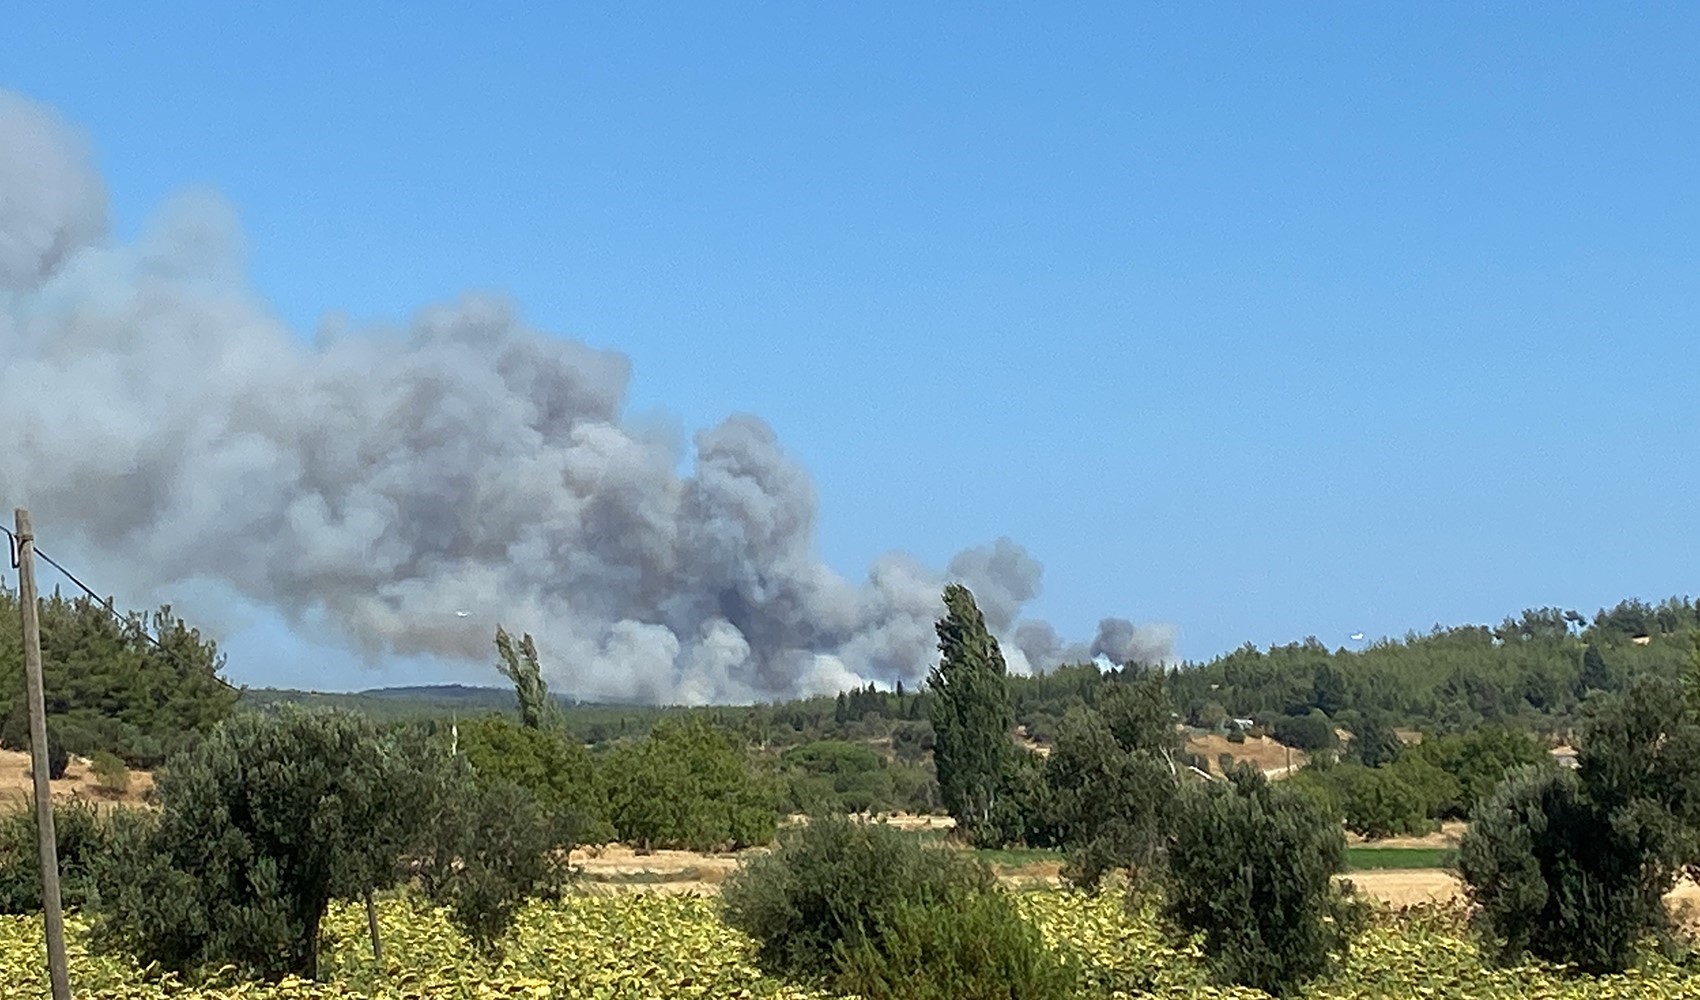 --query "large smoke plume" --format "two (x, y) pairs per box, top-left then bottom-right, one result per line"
(0, 90), (1174, 703)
